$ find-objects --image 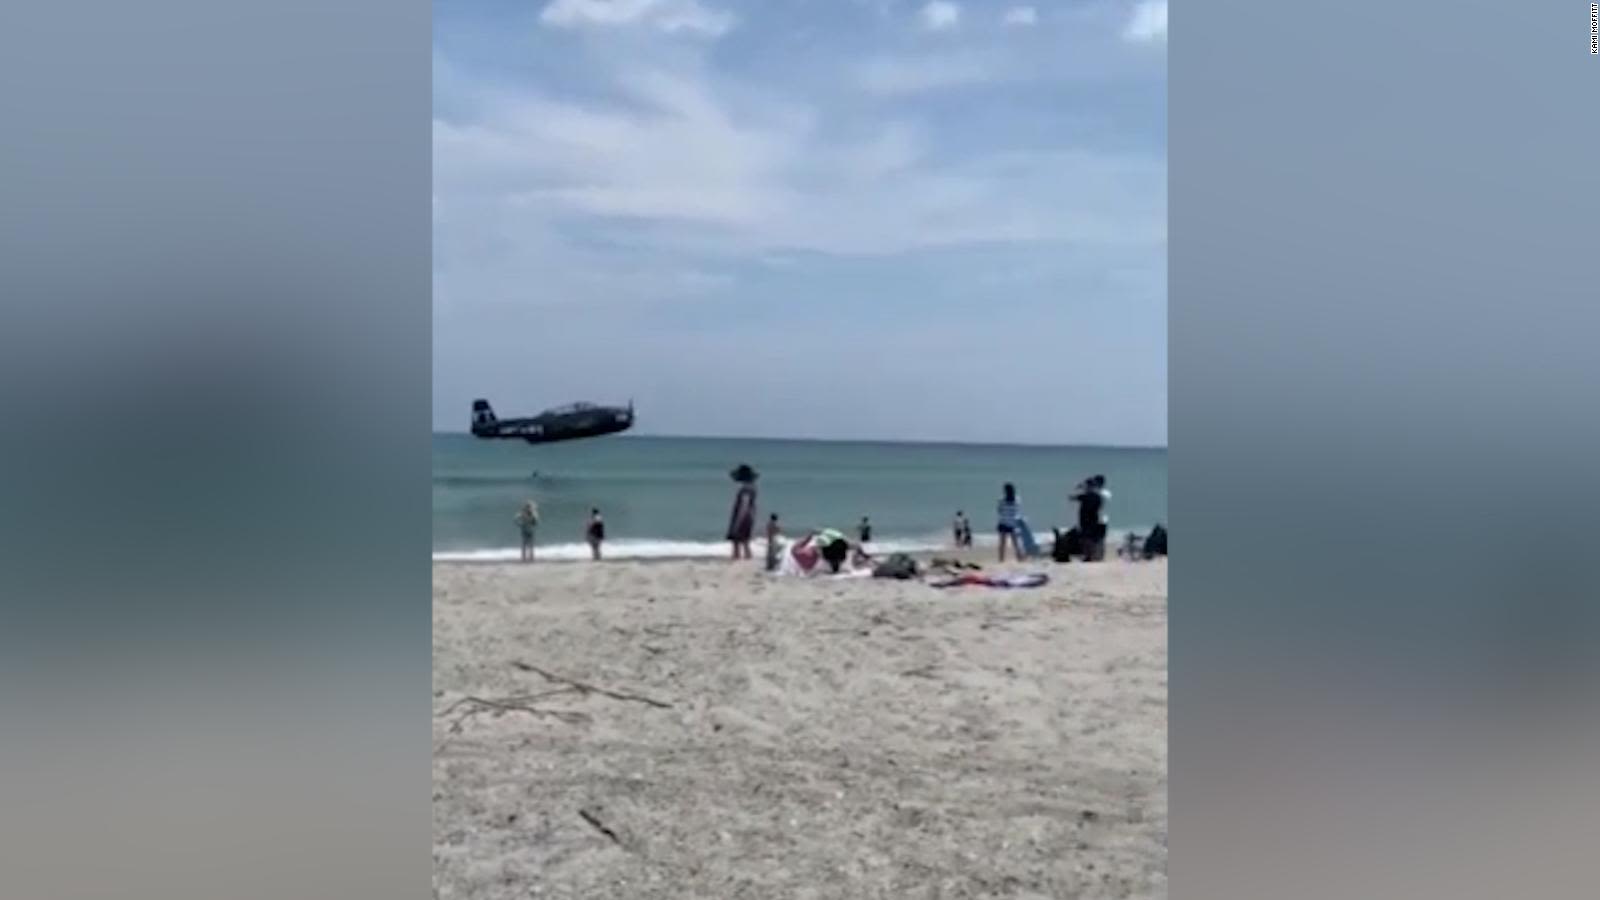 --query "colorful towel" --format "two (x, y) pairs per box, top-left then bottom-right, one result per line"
(929, 572), (1049, 589)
